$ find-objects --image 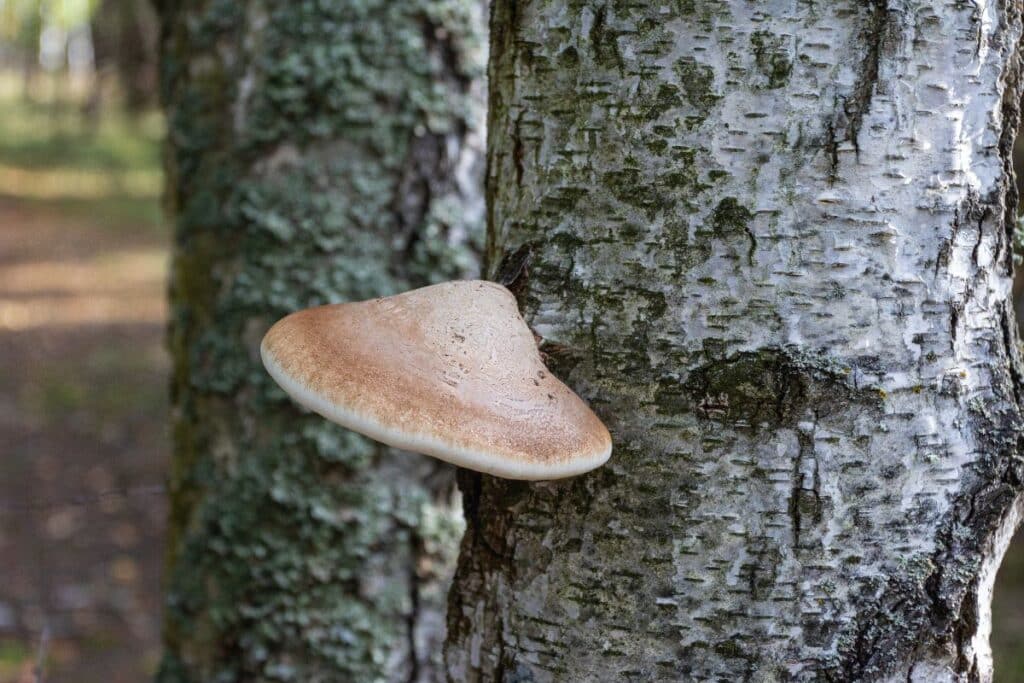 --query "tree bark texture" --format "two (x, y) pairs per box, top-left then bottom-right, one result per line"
(445, 2), (1024, 681)
(156, 1), (485, 680)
